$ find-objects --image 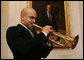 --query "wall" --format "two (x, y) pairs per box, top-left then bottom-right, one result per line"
(1, 1), (9, 59)
(68, 1), (83, 58)
(1, 1), (27, 59)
